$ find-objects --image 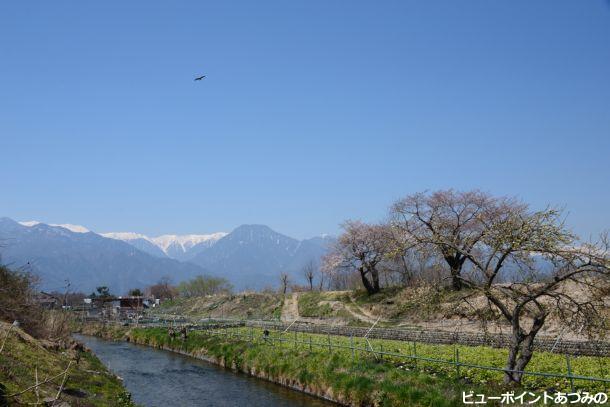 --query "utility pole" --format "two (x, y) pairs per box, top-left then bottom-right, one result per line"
(63, 280), (71, 309)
